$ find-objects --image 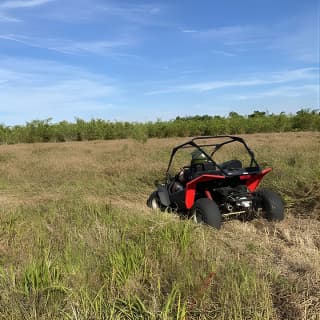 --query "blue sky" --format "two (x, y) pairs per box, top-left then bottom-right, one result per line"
(0, 0), (319, 125)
